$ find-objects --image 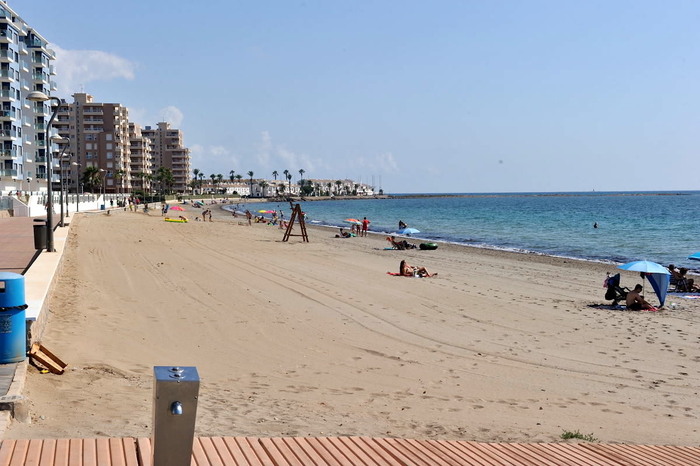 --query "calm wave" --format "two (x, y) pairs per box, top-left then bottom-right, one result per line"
(222, 191), (700, 268)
